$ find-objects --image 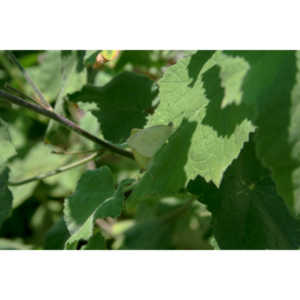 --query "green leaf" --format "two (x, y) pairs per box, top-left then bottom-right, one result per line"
(64, 167), (115, 234)
(221, 51), (300, 215)
(68, 71), (158, 143)
(188, 138), (300, 249)
(0, 167), (13, 228)
(147, 51), (256, 187)
(0, 118), (16, 165)
(64, 167), (130, 249)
